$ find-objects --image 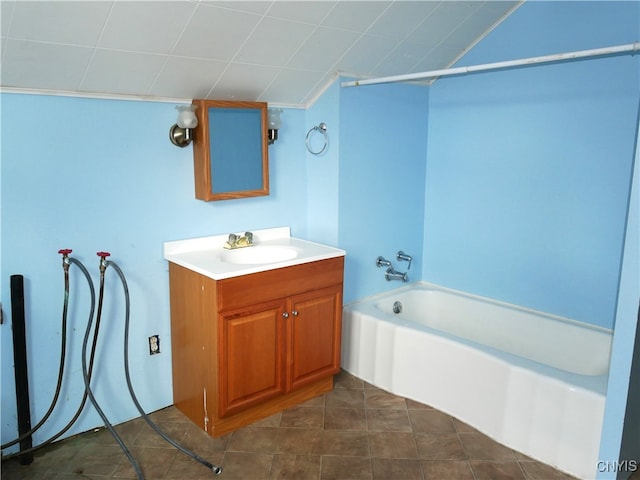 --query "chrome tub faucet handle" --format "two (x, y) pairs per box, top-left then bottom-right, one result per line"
(376, 256), (392, 268)
(397, 251), (412, 270)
